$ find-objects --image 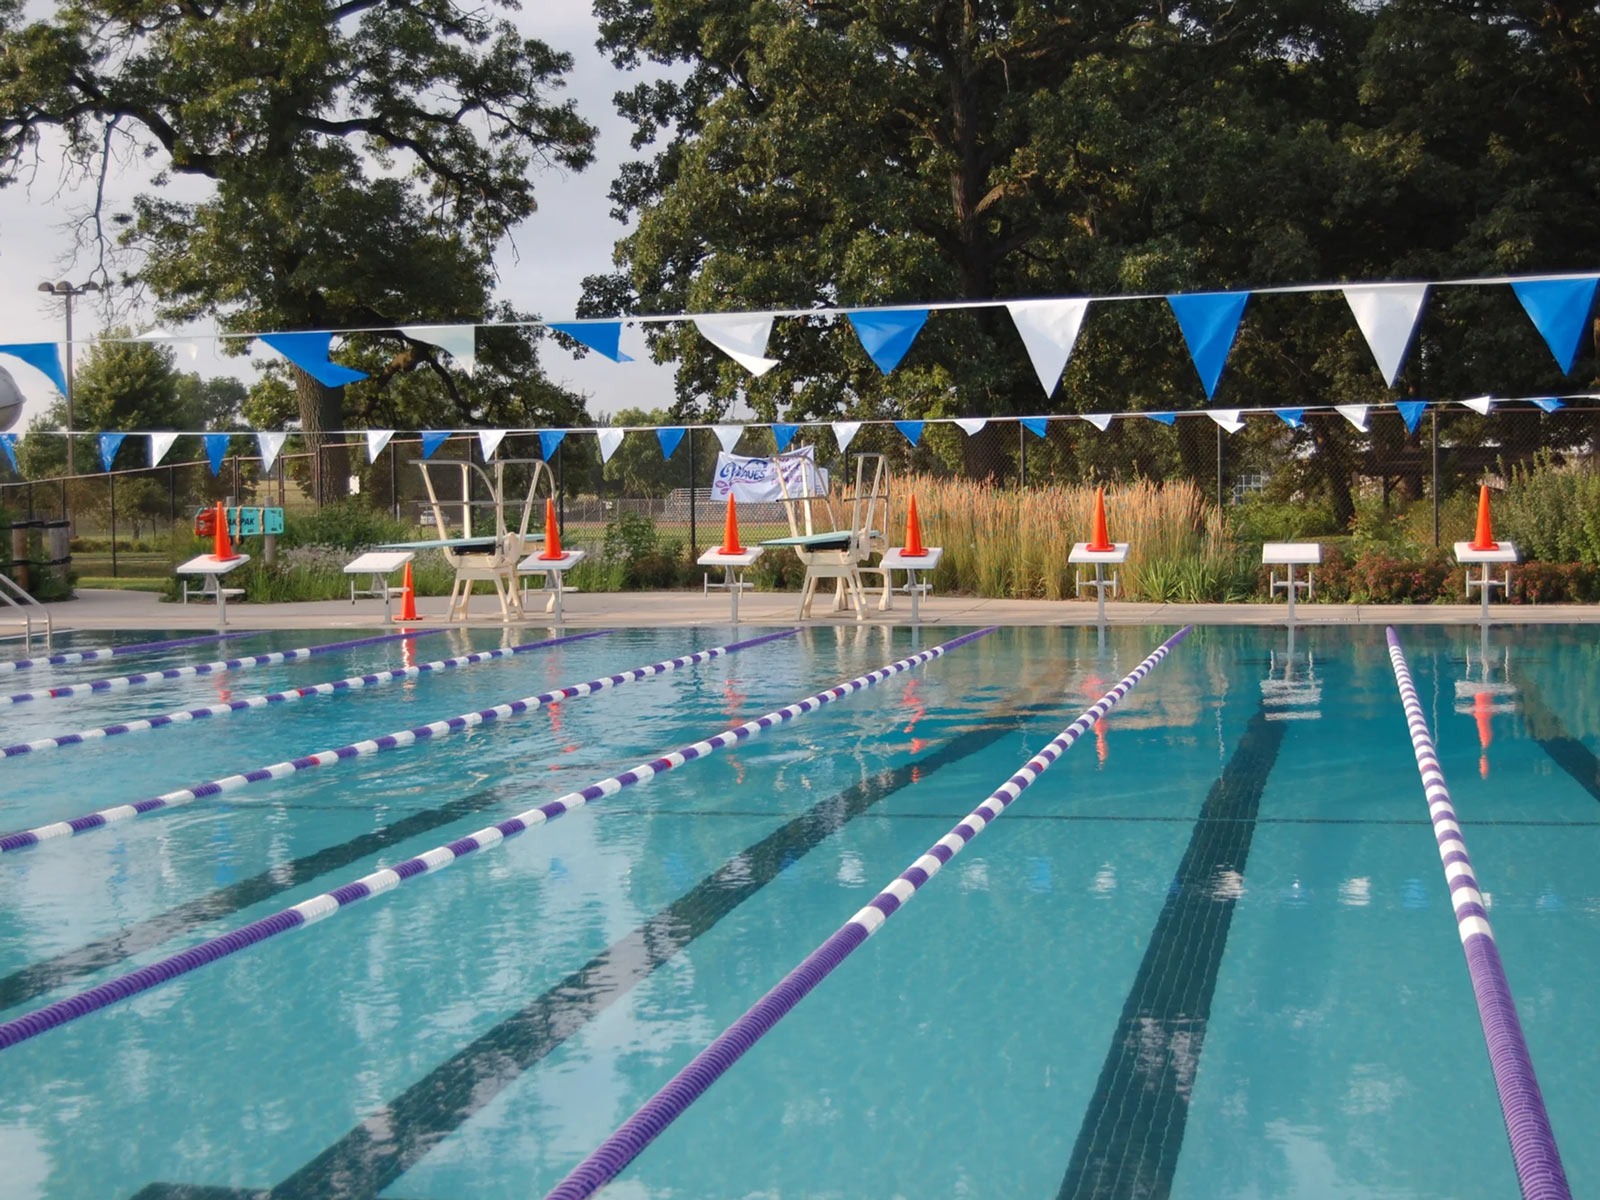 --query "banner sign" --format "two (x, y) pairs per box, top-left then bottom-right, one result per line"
(711, 446), (829, 502)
